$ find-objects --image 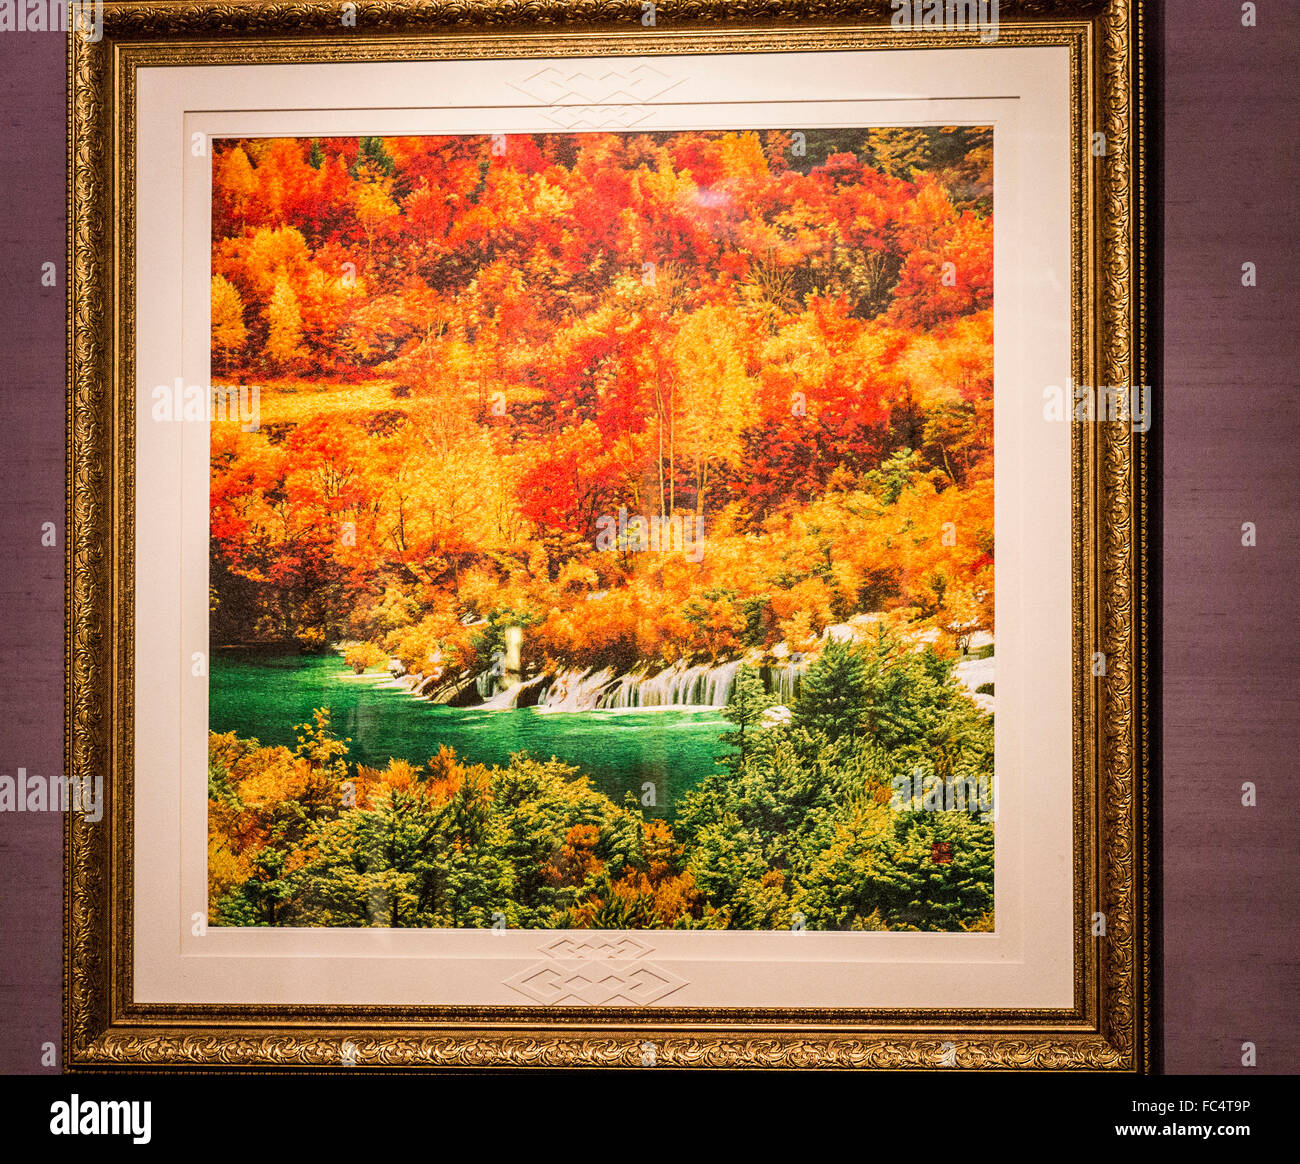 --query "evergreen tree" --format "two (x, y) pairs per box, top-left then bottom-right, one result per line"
(855, 628), (989, 767)
(353, 135), (395, 179)
(862, 127), (932, 179)
(719, 664), (774, 773)
(792, 637), (871, 742)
